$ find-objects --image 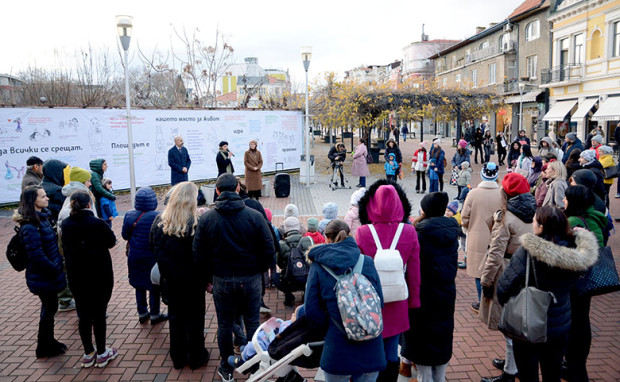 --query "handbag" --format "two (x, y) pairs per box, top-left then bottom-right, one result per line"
(498, 253), (556, 343)
(575, 217), (620, 296)
(603, 165), (619, 179)
(450, 168), (459, 186)
(125, 212), (146, 256)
